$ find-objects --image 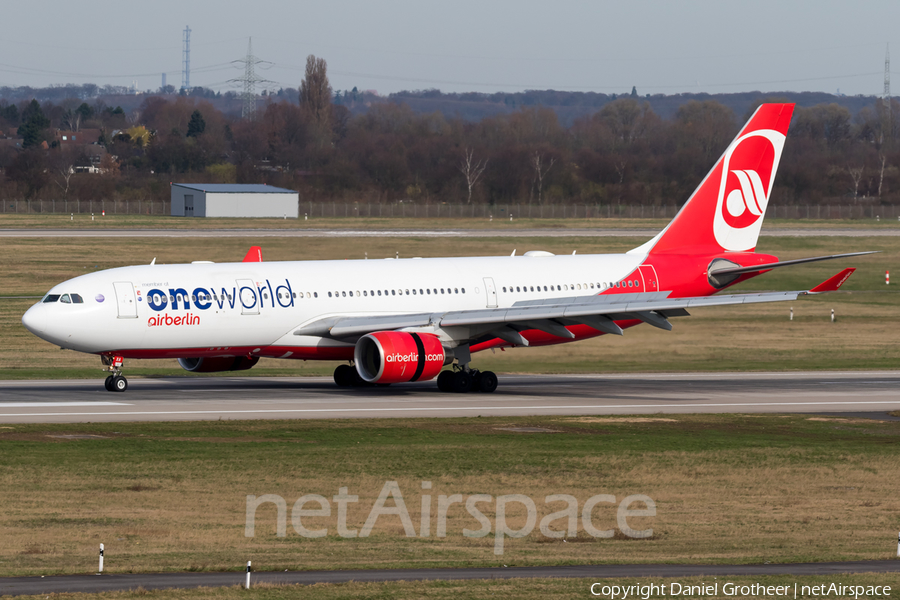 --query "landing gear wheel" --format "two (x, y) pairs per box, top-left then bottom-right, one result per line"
(104, 375), (114, 392)
(451, 371), (473, 393)
(334, 364), (356, 388)
(437, 370), (454, 392)
(112, 376), (128, 392)
(476, 371), (498, 393)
